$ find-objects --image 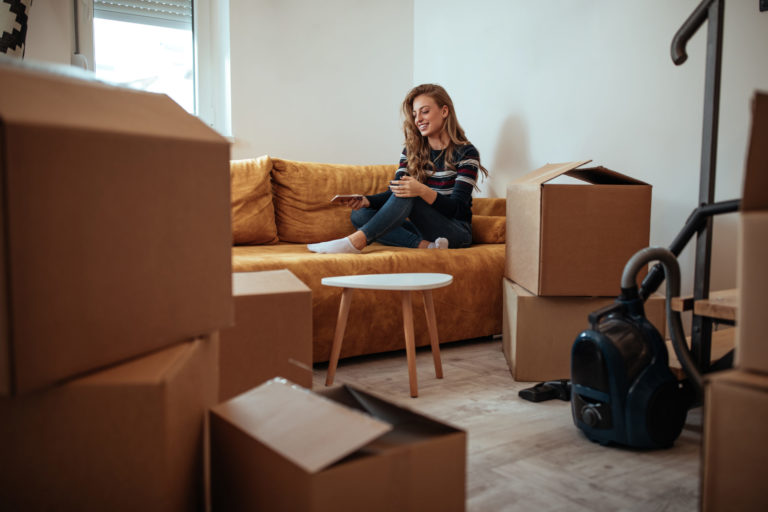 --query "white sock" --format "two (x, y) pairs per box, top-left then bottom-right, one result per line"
(307, 237), (361, 254)
(427, 237), (449, 249)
